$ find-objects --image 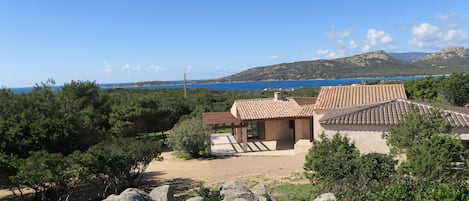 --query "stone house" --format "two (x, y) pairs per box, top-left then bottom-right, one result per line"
(203, 92), (316, 152)
(318, 98), (469, 154)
